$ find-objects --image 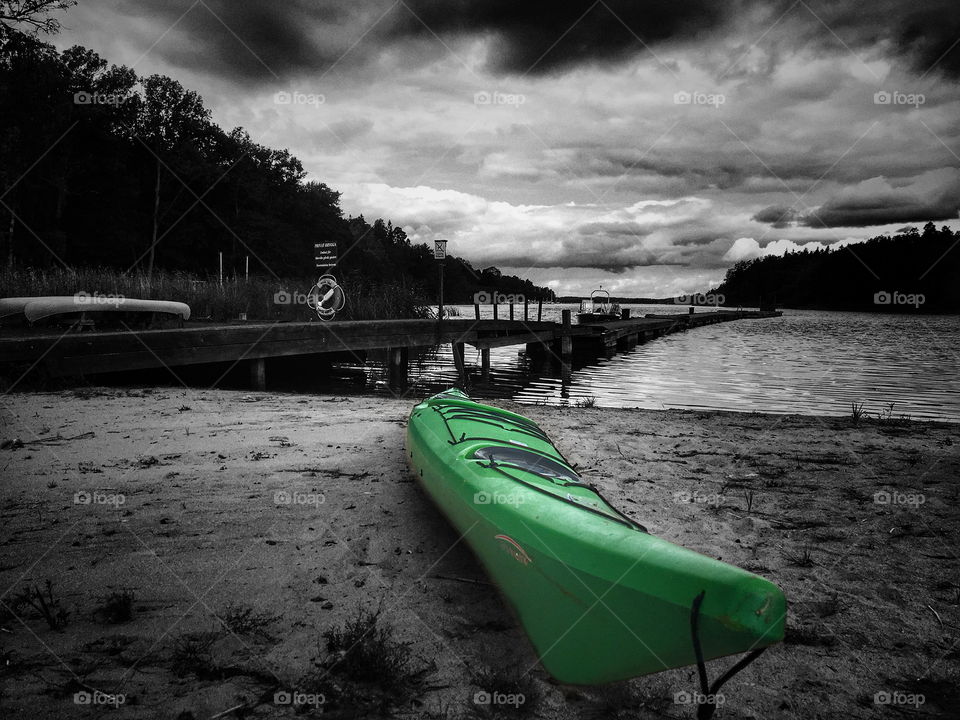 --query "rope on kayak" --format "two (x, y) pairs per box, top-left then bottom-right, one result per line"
(586, 484), (648, 533)
(479, 462), (644, 531)
(443, 413), (549, 442)
(429, 405), (459, 443)
(437, 407), (551, 442)
(689, 590), (766, 720)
